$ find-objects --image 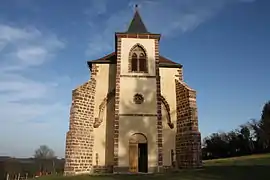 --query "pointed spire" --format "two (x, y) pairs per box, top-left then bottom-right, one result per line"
(126, 4), (149, 34)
